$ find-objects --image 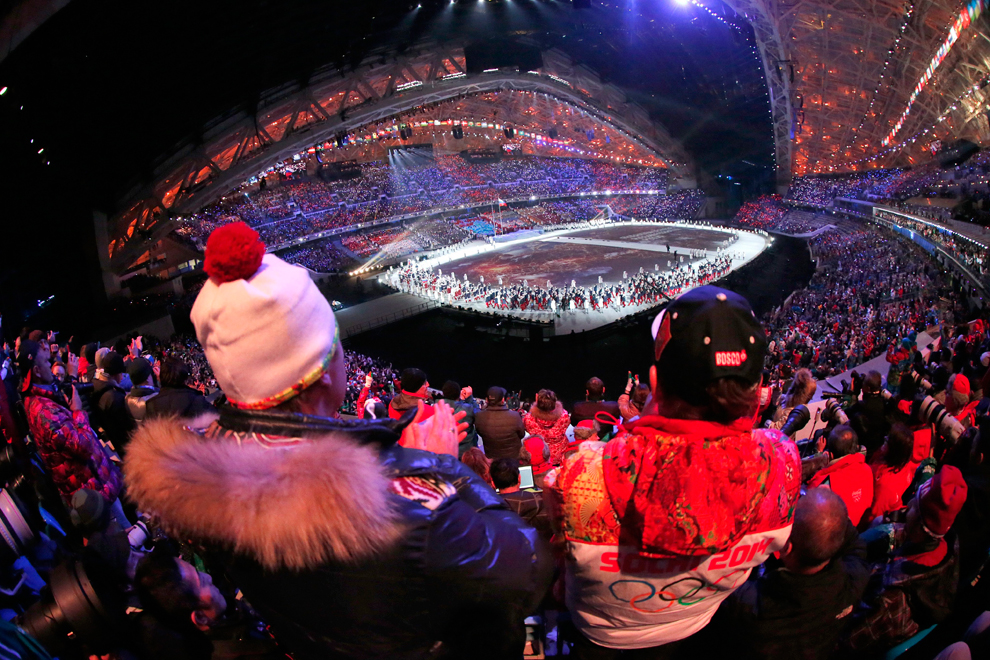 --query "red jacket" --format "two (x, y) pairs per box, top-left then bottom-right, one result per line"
(868, 427), (931, 517)
(387, 391), (434, 421)
(522, 403), (571, 466)
(22, 385), (122, 503)
(808, 453), (874, 525)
